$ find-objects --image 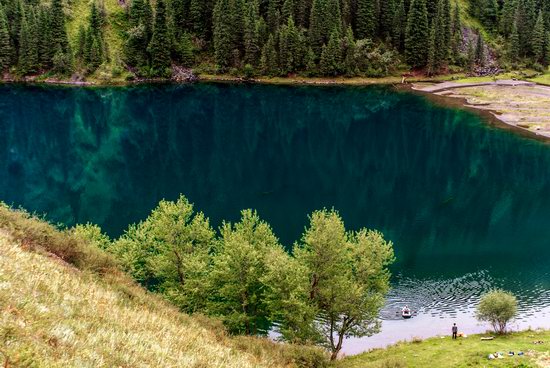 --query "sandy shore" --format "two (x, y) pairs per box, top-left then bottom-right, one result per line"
(412, 80), (550, 141)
